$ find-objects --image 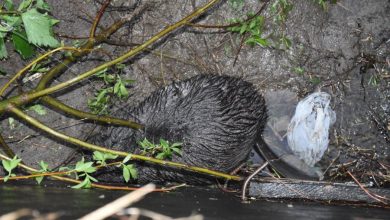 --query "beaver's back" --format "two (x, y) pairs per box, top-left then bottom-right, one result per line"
(96, 74), (267, 184)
